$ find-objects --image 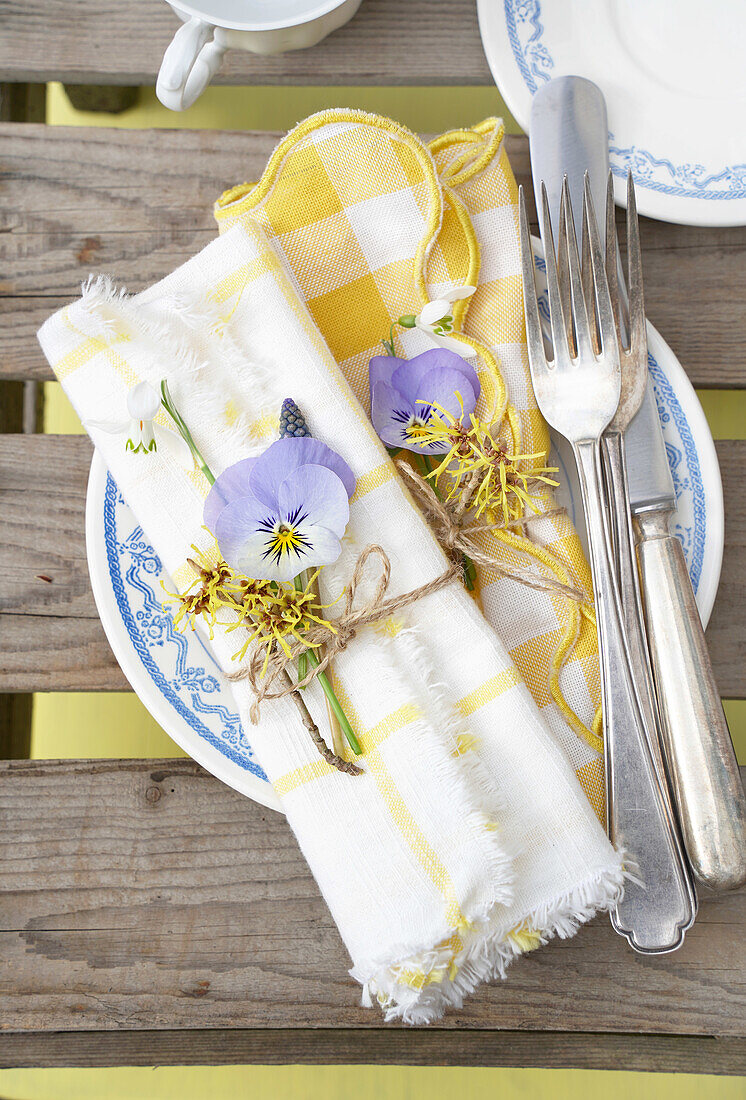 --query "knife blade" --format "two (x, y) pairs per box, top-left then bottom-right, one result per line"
(624, 378), (676, 512)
